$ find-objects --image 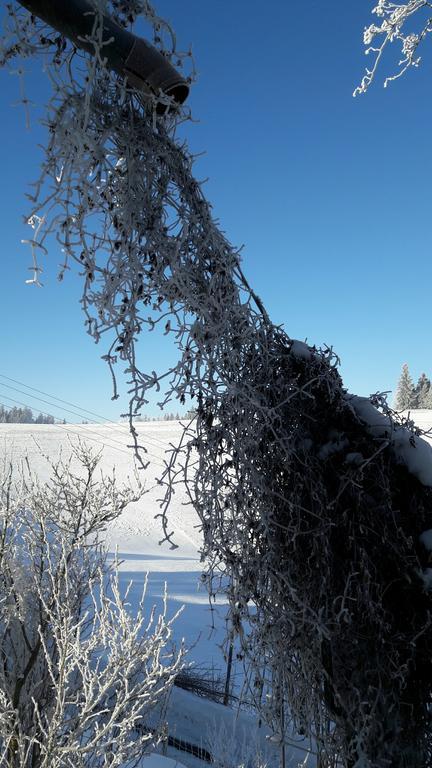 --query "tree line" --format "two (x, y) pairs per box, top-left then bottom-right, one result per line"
(394, 364), (432, 410)
(120, 410), (195, 422)
(0, 406), (56, 424)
